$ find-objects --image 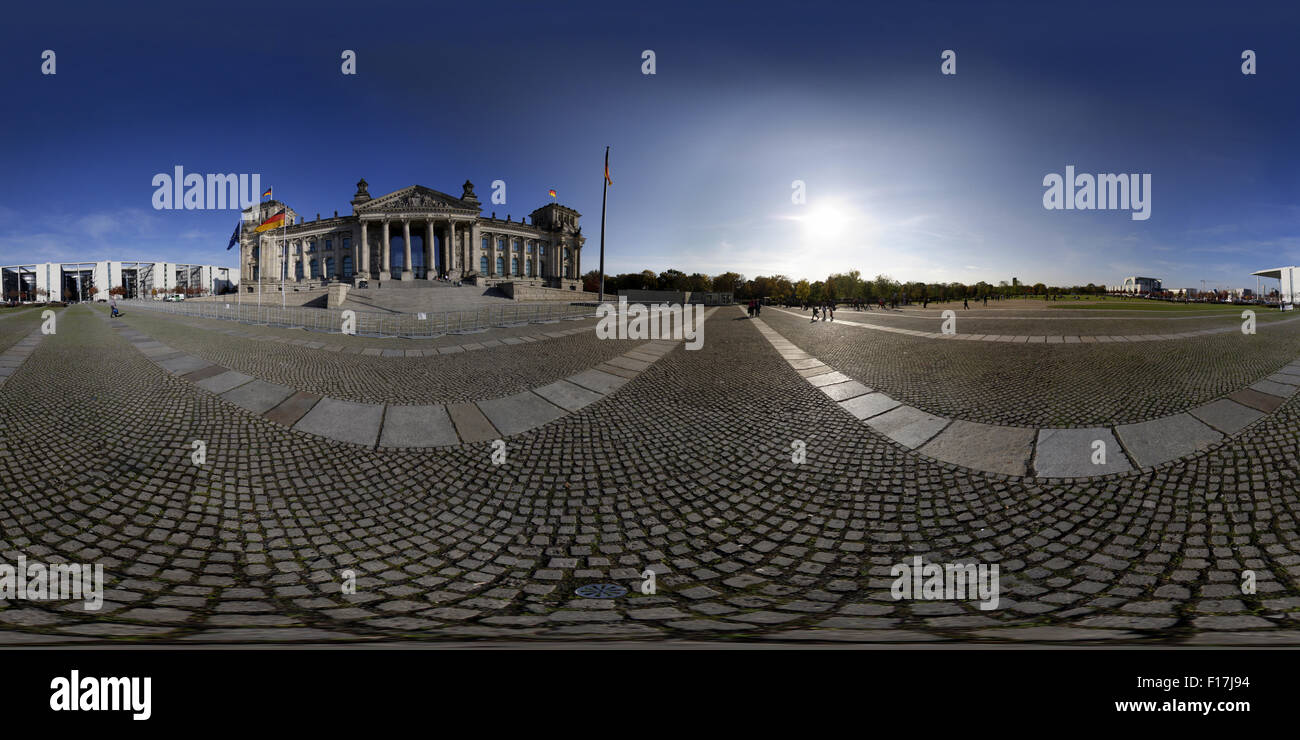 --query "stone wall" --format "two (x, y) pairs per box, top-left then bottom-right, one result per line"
(499, 282), (606, 302)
